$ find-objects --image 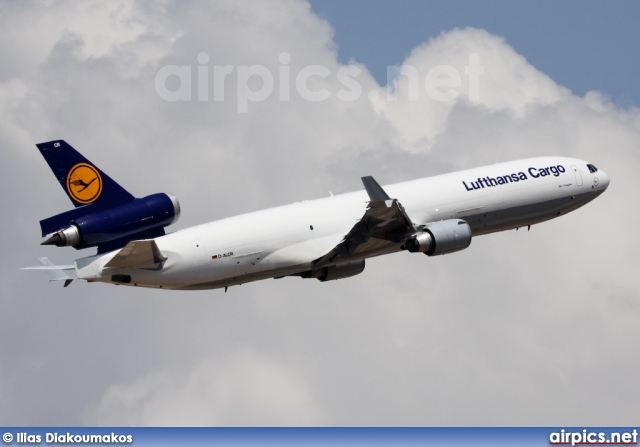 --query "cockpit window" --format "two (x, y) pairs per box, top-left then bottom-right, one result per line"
(587, 164), (598, 173)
